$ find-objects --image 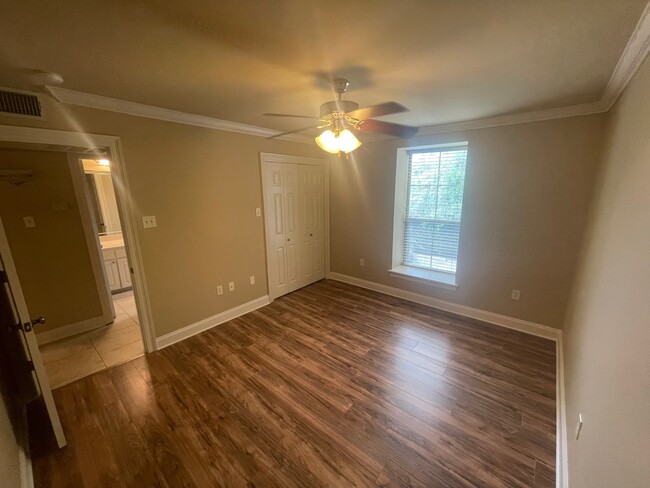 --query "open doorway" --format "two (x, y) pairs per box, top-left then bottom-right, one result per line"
(0, 144), (150, 390)
(36, 156), (145, 388)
